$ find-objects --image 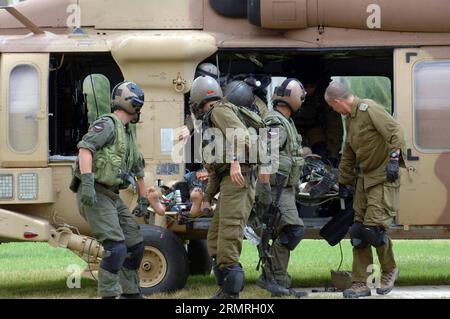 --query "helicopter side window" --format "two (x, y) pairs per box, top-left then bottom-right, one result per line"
(333, 76), (392, 113)
(414, 61), (450, 152)
(82, 74), (111, 124)
(8, 64), (39, 153)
